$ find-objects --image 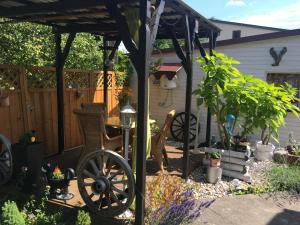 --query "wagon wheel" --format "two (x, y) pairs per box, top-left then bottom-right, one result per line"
(77, 150), (135, 217)
(0, 135), (13, 185)
(170, 112), (200, 142)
